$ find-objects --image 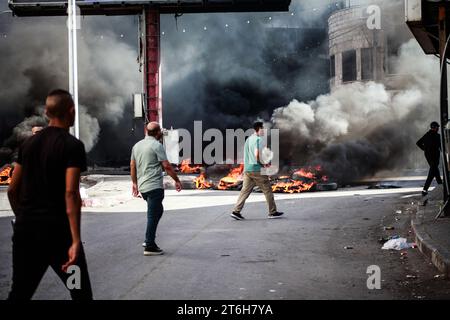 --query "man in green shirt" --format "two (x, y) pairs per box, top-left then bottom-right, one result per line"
(231, 122), (284, 220)
(131, 122), (182, 256)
